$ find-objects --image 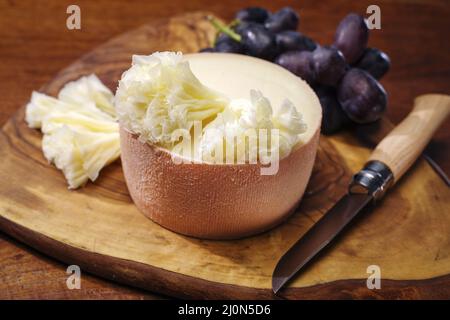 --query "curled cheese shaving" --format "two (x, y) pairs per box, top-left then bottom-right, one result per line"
(115, 52), (228, 148)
